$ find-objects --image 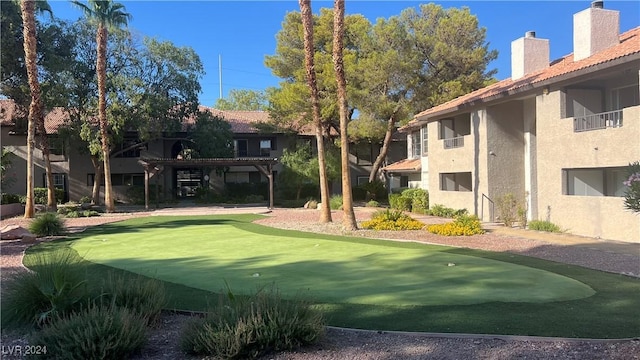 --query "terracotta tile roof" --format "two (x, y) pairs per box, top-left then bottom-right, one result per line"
(0, 99), (70, 134)
(180, 106), (278, 134)
(403, 27), (640, 130)
(382, 158), (421, 173)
